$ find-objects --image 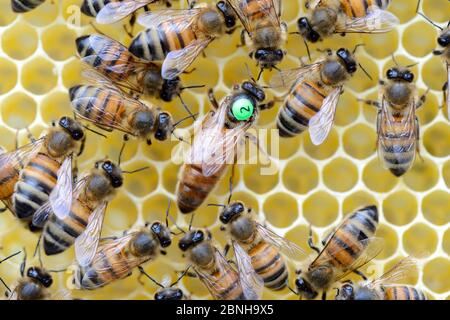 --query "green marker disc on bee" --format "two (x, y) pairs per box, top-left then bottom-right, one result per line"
(231, 98), (254, 121)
